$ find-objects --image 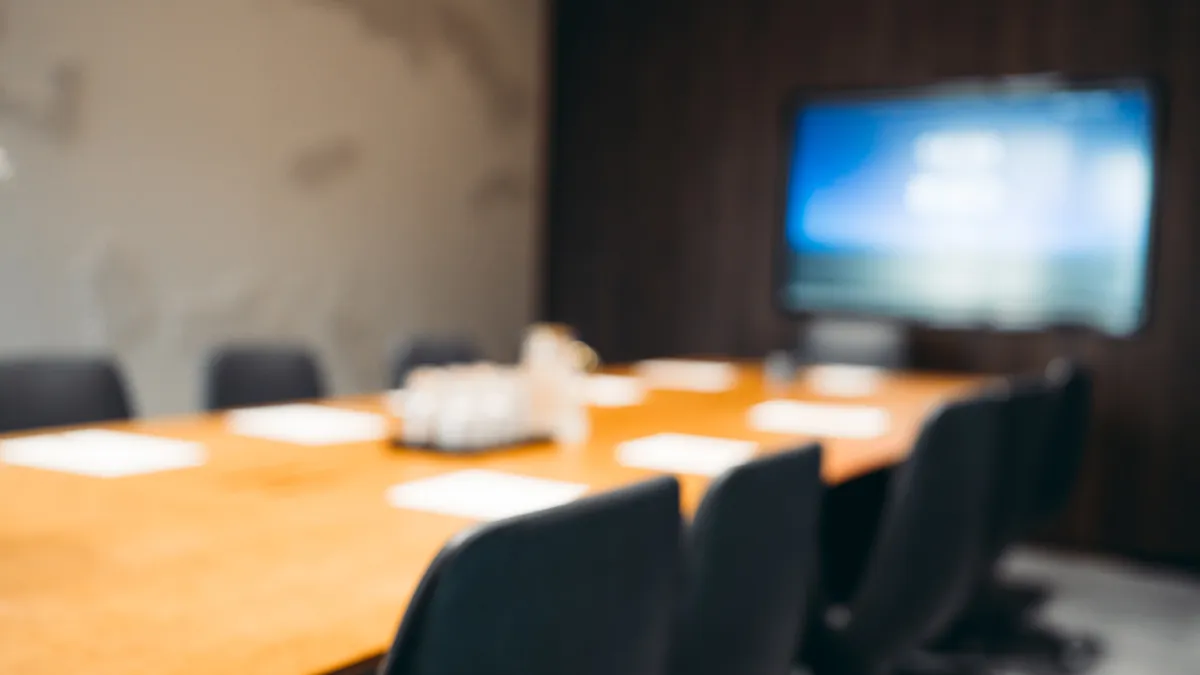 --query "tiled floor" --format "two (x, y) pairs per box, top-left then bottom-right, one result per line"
(999, 548), (1200, 674)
